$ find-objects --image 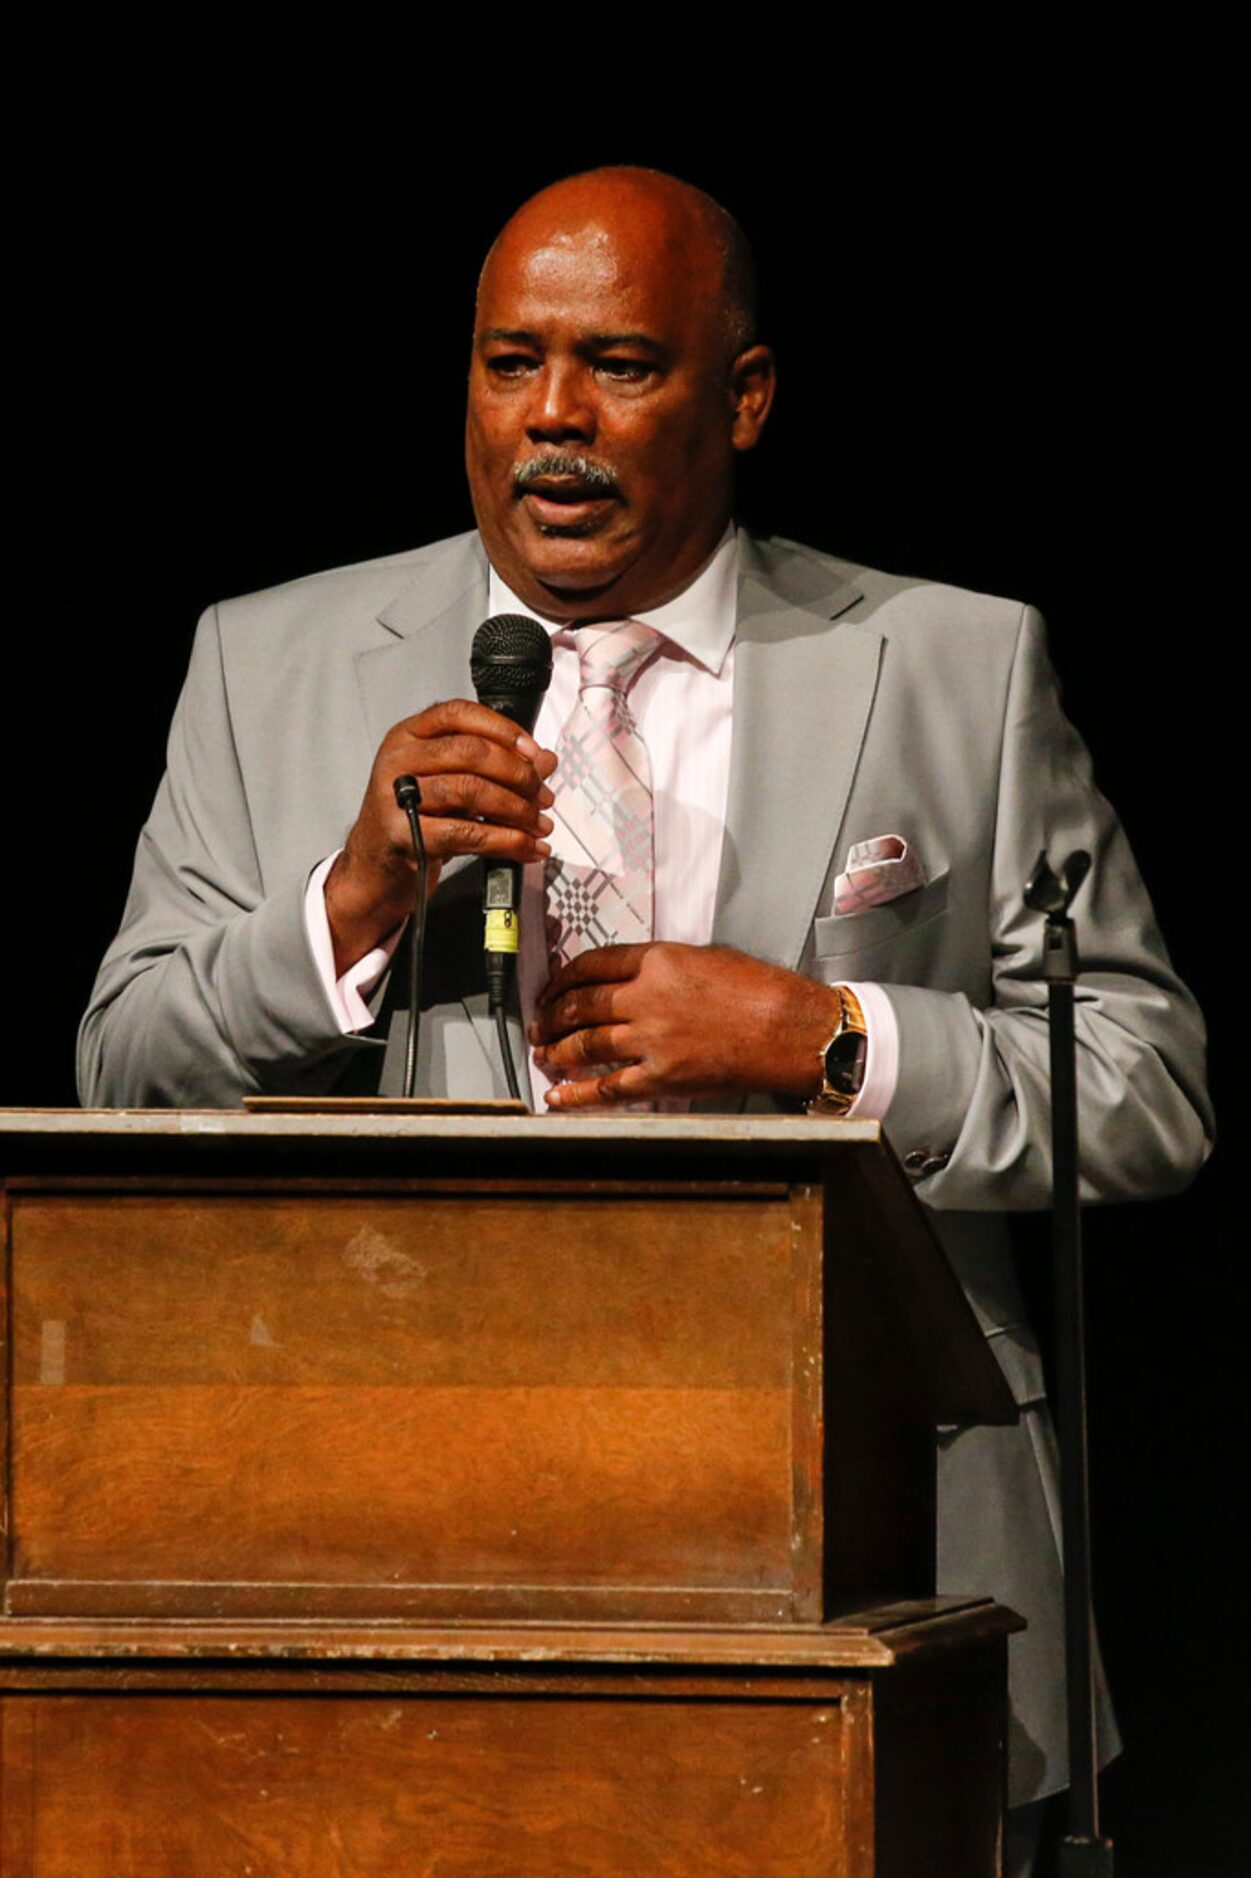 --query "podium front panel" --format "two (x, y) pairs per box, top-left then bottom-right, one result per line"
(4, 1175), (824, 1622)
